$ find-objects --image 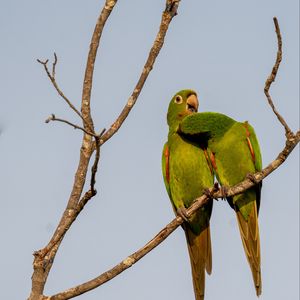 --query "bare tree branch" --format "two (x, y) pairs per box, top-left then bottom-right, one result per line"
(99, 0), (180, 146)
(37, 55), (83, 121)
(29, 2), (118, 299)
(264, 17), (293, 137)
(45, 114), (101, 138)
